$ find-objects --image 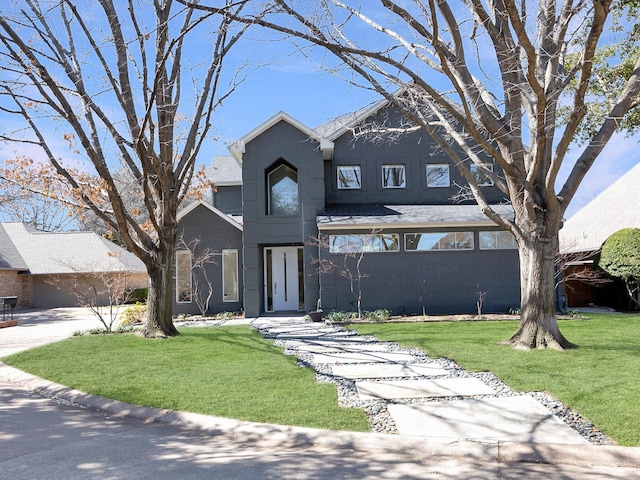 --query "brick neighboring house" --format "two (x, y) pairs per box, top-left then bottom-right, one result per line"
(0, 222), (148, 308)
(175, 99), (521, 317)
(559, 162), (640, 309)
